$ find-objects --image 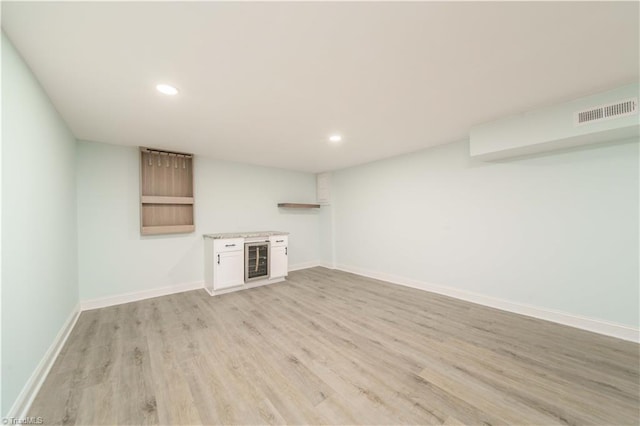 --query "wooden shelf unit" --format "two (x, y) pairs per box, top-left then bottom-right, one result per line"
(140, 147), (195, 235)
